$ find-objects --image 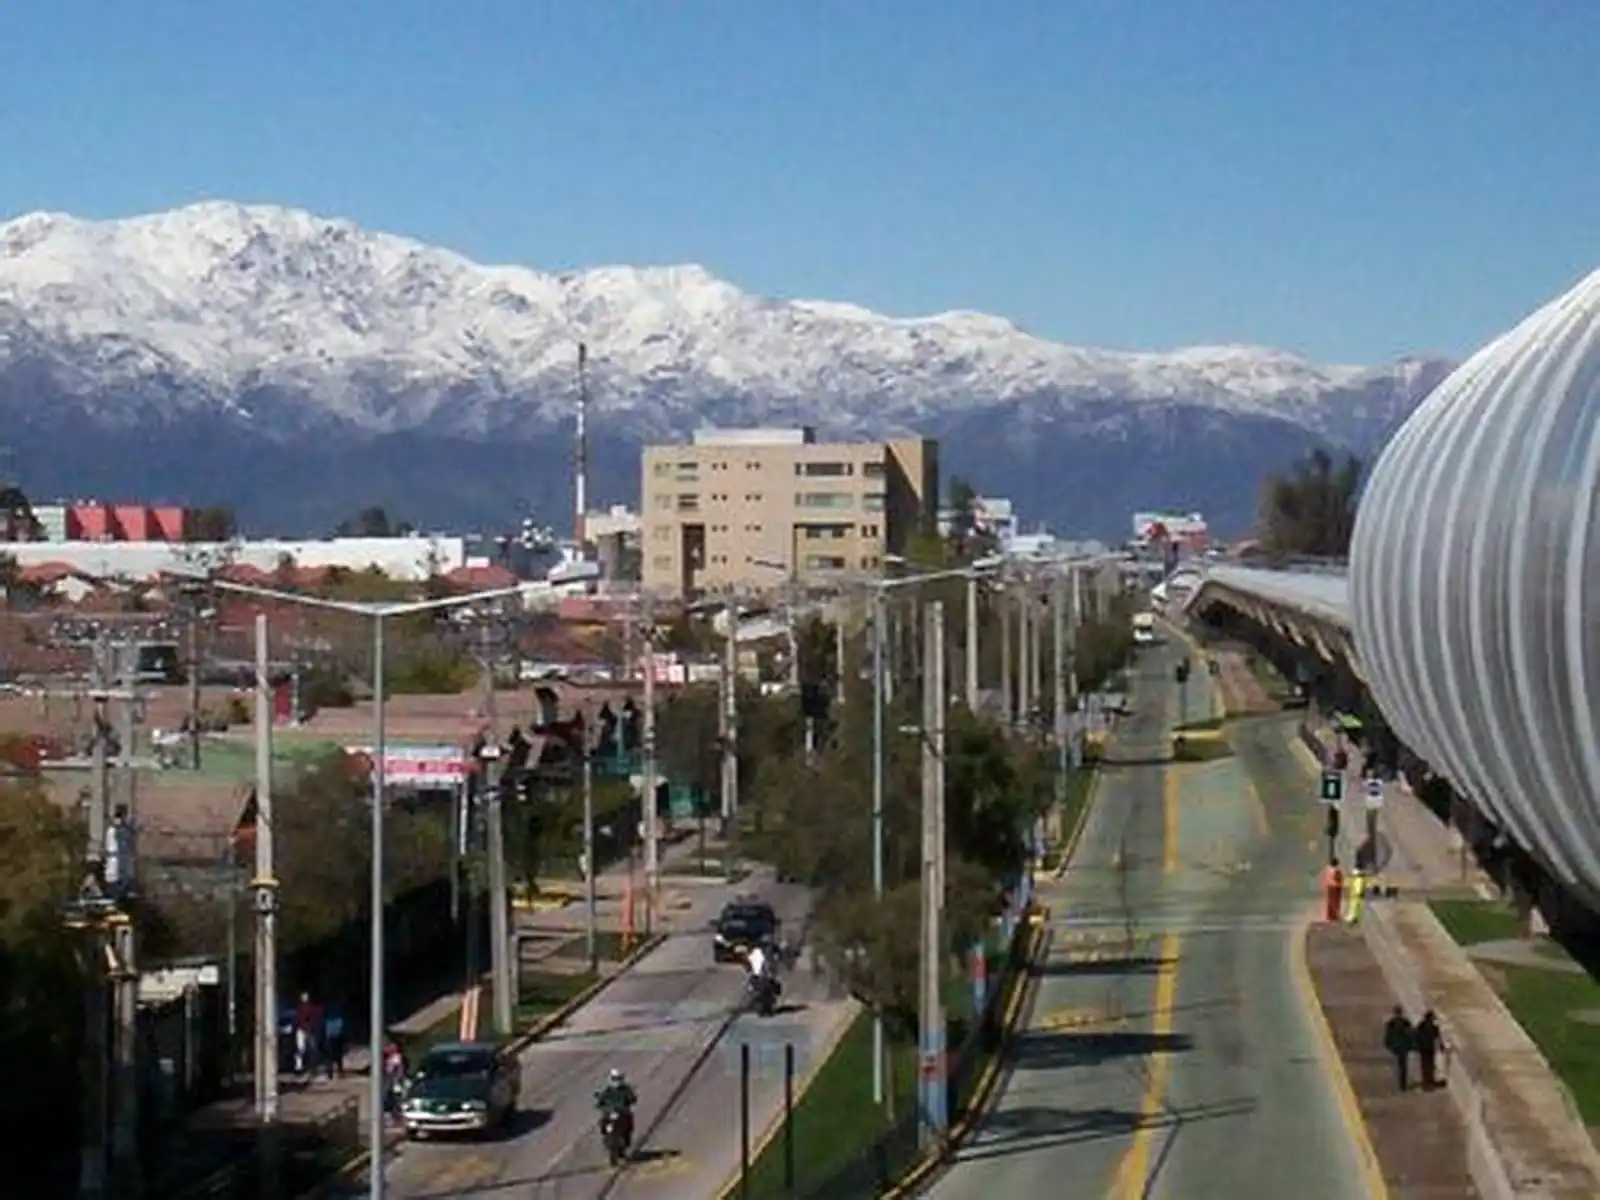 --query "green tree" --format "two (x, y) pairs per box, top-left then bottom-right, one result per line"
(1260, 449), (1362, 559)
(0, 737), (90, 1190)
(187, 505), (238, 542)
